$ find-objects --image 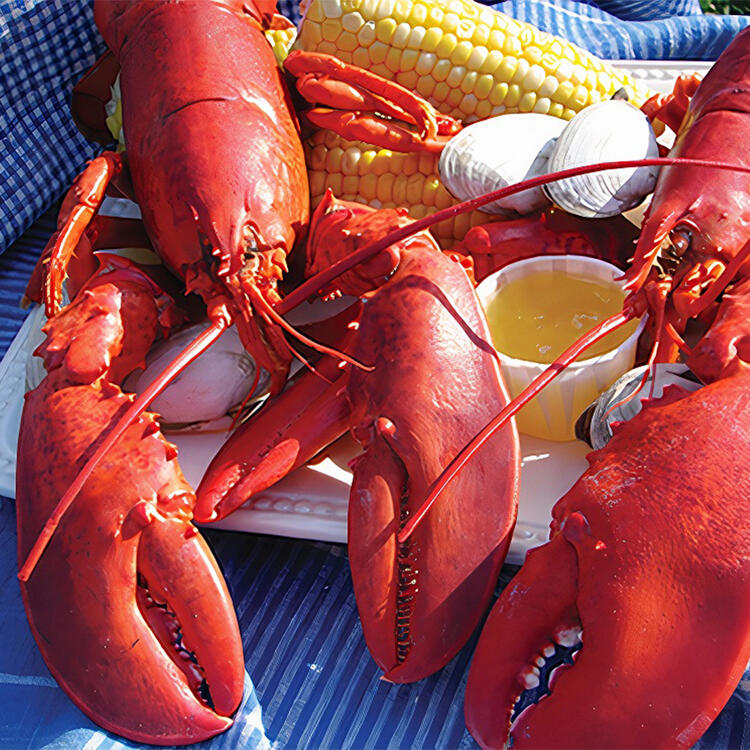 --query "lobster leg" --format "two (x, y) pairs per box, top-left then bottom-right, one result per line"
(36, 152), (123, 317)
(195, 362), (351, 522)
(285, 50), (461, 153)
(453, 207), (639, 283)
(195, 300), (362, 522)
